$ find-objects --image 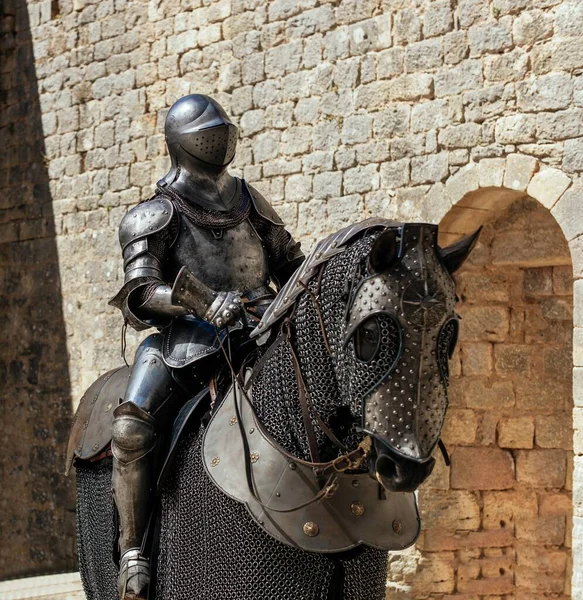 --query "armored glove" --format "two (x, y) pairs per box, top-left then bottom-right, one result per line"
(171, 266), (242, 328)
(204, 290), (242, 328)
